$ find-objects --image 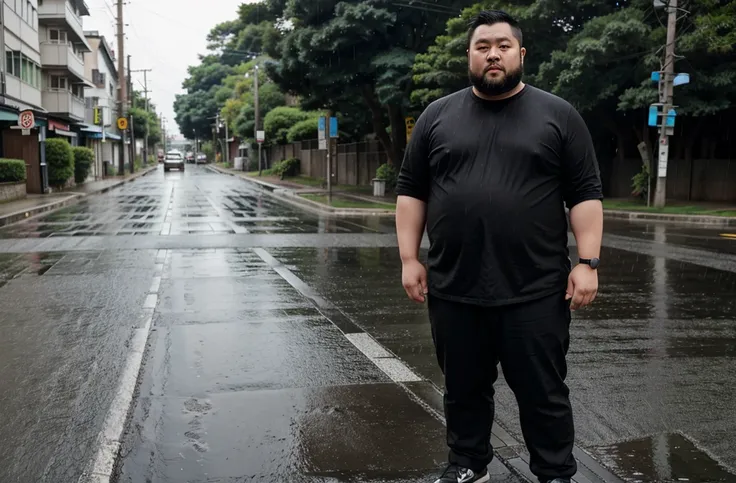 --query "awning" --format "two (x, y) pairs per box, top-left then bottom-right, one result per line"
(0, 110), (18, 122)
(54, 129), (77, 138)
(78, 123), (102, 133)
(49, 119), (70, 132)
(86, 131), (121, 141)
